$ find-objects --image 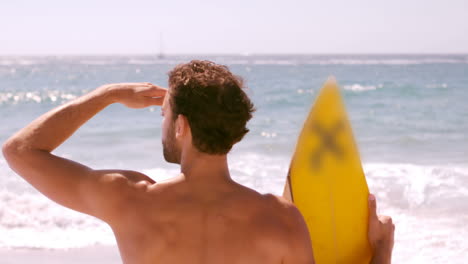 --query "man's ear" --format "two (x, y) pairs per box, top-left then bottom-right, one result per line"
(175, 114), (190, 139)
